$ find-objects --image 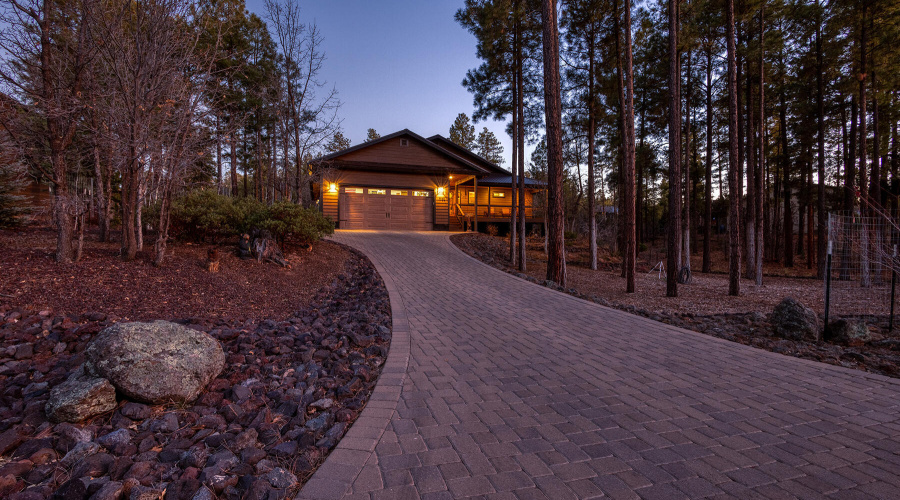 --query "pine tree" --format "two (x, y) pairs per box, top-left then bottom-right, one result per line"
(449, 113), (477, 149)
(366, 128), (381, 142)
(476, 127), (505, 165)
(325, 132), (351, 152)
